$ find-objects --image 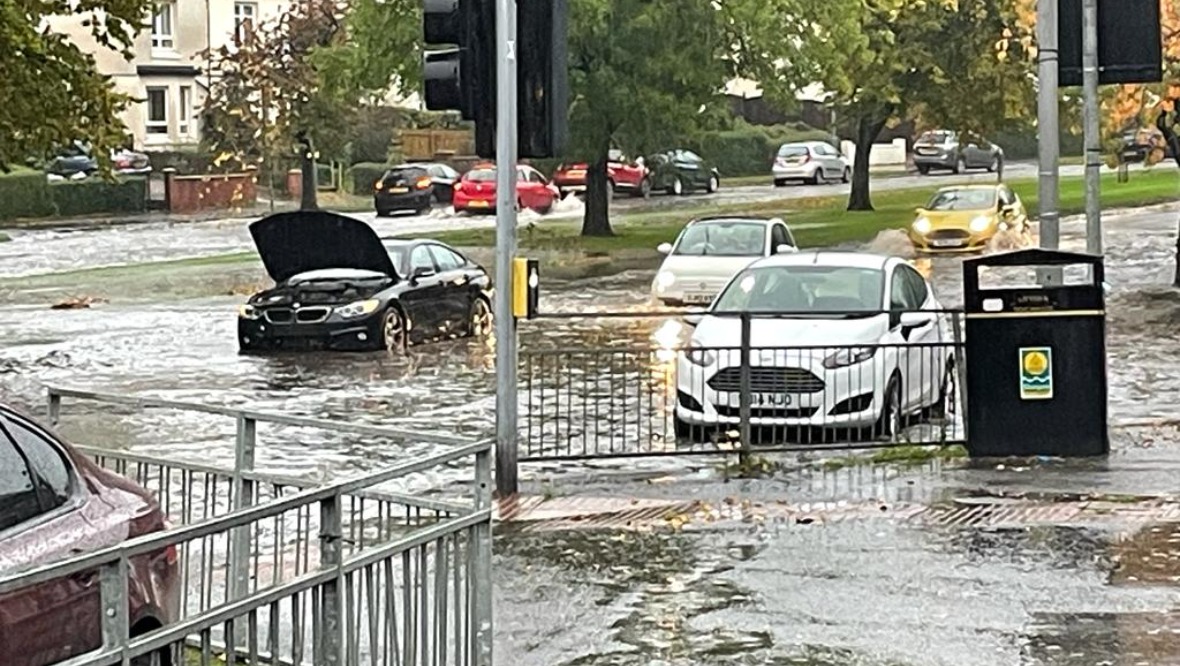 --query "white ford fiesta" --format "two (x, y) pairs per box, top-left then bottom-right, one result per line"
(651, 216), (798, 306)
(674, 251), (956, 440)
